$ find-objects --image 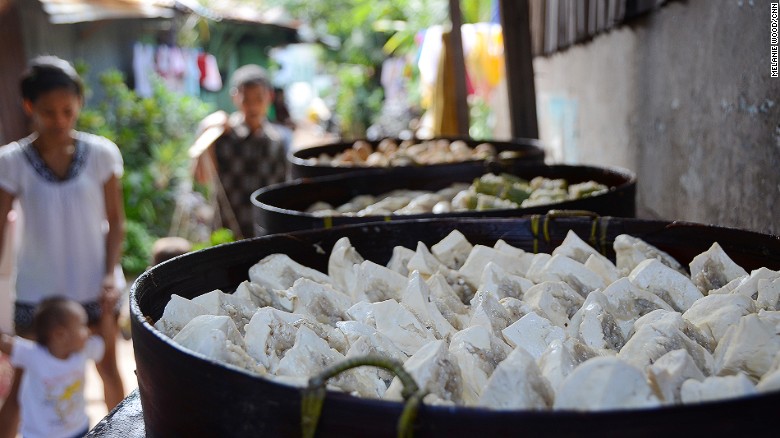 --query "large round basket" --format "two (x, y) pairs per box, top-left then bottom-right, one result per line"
(131, 216), (780, 437)
(252, 162), (636, 236)
(288, 137), (545, 179)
